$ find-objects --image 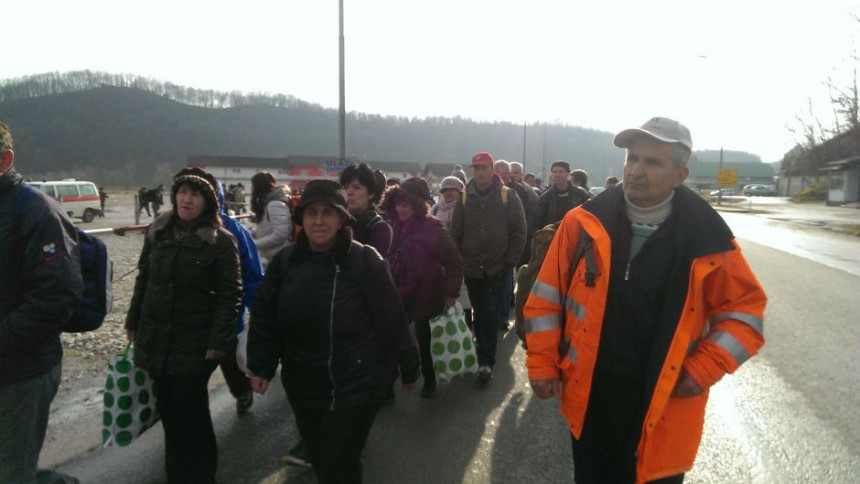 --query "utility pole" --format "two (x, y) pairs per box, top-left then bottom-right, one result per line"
(522, 122), (527, 170)
(542, 123), (547, 180)
(338, 0), (346, 161)
(718, 147), (724, 206)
